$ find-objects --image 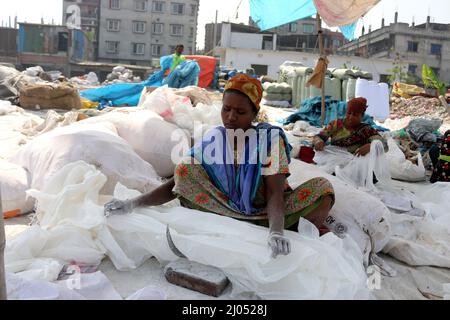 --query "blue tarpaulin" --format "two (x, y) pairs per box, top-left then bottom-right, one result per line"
(282, 96), (389, 132)
(80, 55), (200, 109)
(249, 0), (358, 40)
